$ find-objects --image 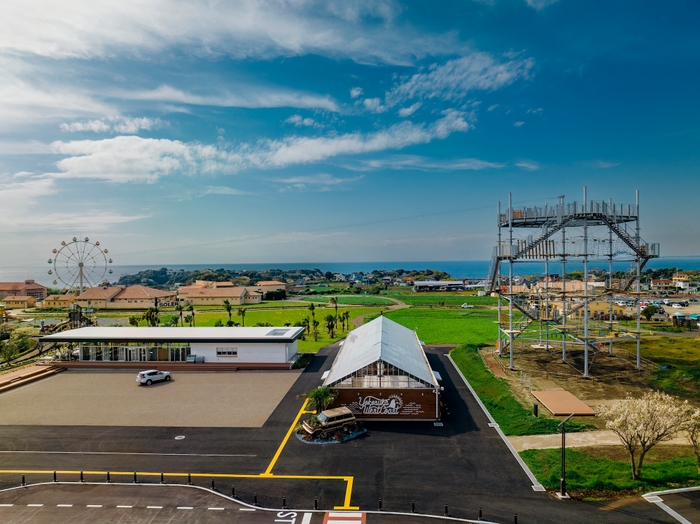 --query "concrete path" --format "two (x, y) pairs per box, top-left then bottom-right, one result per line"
(508, 430), (689, 452)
